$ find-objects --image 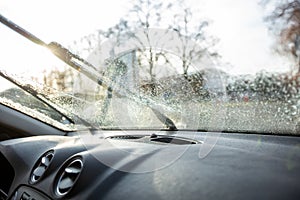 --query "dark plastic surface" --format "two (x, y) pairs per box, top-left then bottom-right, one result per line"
(0, 131), (300, 200)
(11, 185), (51, 200)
